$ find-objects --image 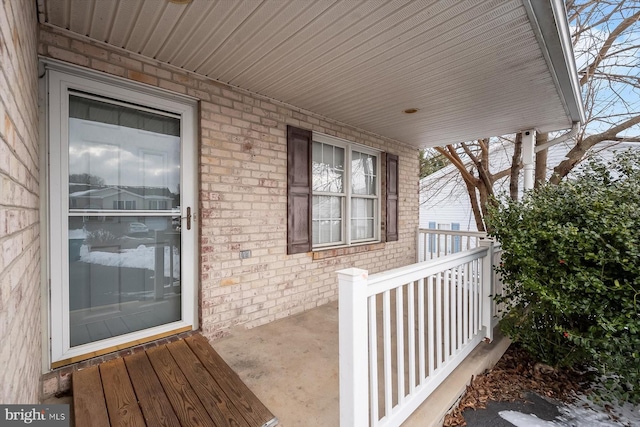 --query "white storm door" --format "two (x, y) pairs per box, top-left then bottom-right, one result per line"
(47, 67), (197, 364)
